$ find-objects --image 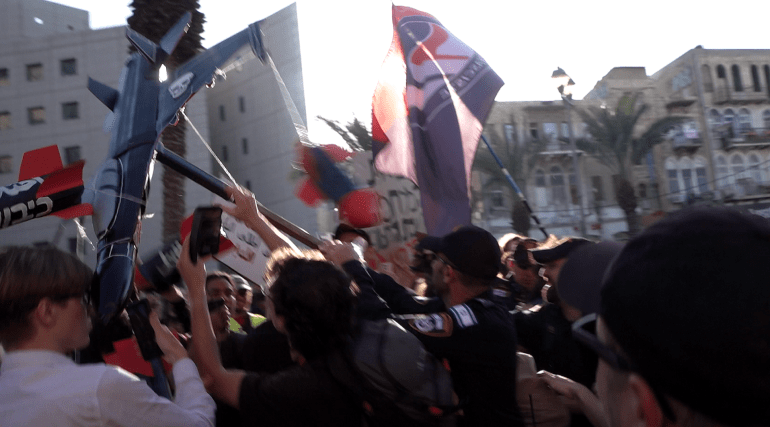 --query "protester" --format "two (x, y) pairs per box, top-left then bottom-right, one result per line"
(229, 274), (266, 334)
(0, 245), (215, 427)
(180, 237), (363, 426)
(323, 225), (523, 427)
(507, 237), (545, 310)
(559, 207), (770, 427)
